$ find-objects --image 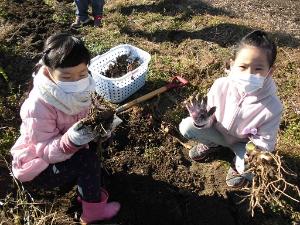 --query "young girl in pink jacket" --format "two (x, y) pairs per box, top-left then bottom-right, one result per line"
(10, 33), (120, 223)
(179, 30), (283, 188)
